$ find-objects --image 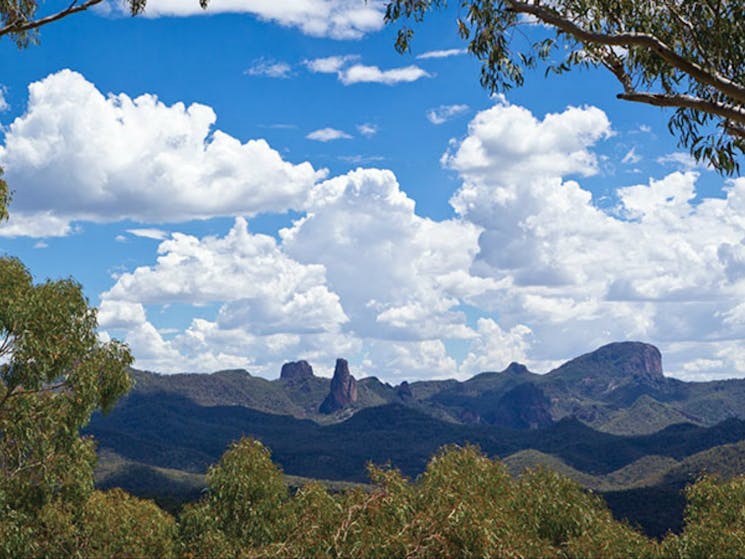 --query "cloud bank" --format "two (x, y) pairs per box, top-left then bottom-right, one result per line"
(0, 70), (324, 237)
(7, 70), (745, 381)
